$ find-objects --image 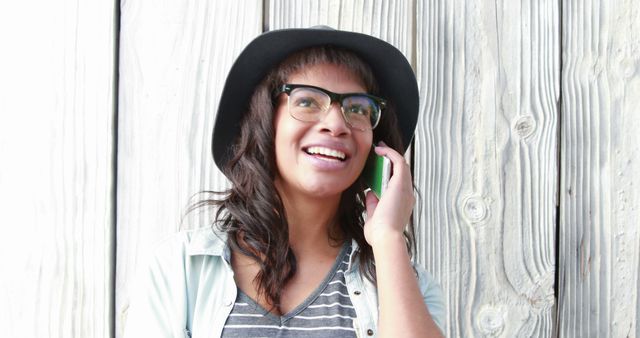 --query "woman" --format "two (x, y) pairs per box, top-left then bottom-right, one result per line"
(124, 26), (445, 338)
